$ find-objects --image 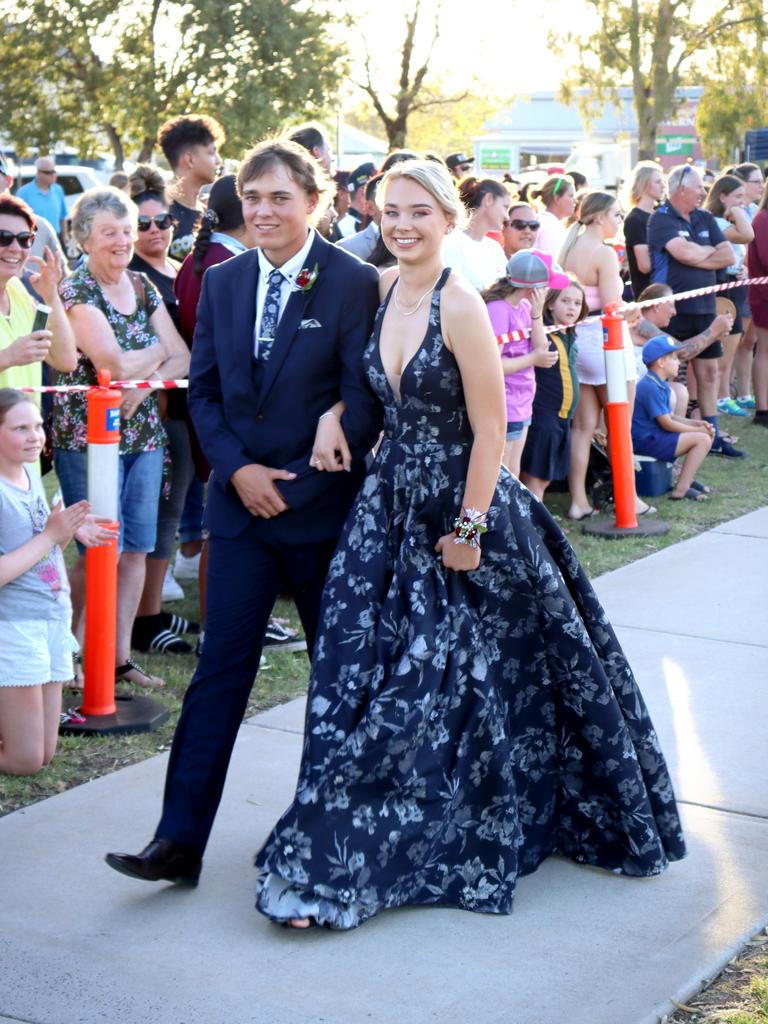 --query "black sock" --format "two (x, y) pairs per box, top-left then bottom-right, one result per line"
(132, 614), (164, 640)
